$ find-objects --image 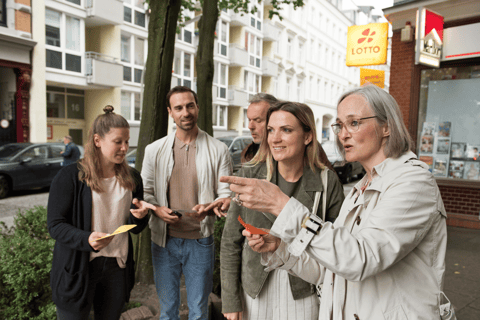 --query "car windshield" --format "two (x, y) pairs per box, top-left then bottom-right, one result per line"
(218, 138), (233, 148)
(0, 144), (27, 159)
